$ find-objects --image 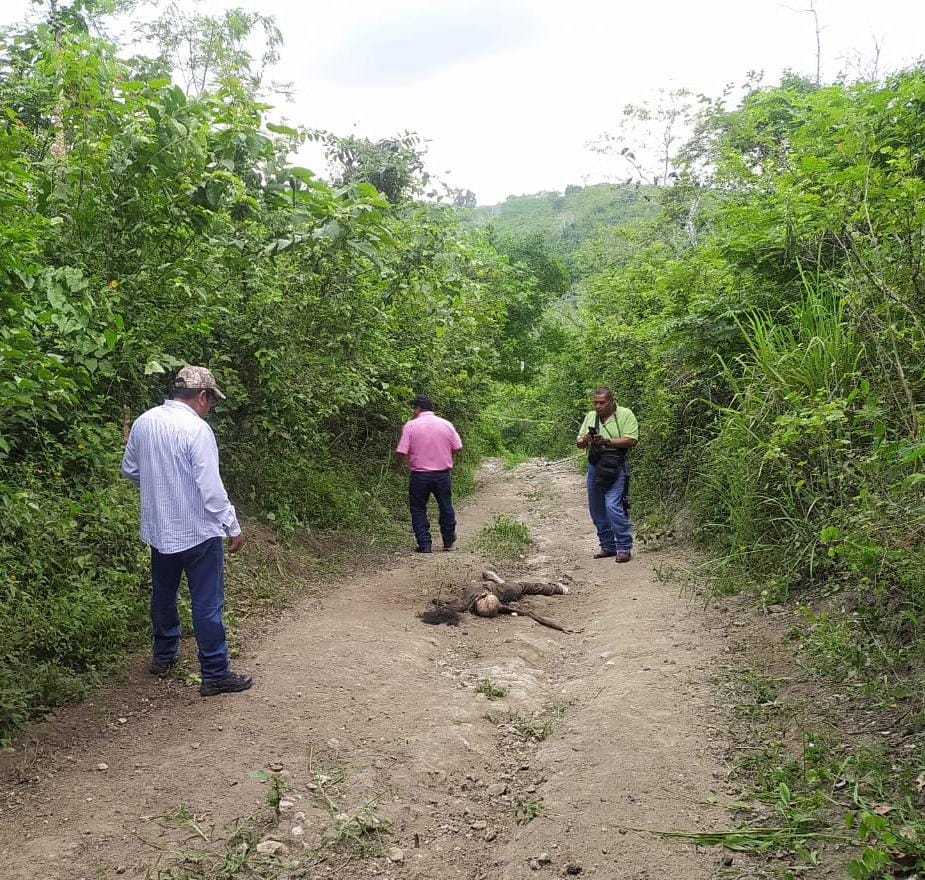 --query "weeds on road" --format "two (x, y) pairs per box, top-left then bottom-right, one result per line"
(472, 515), (532, 560)
(307, 748), (392, 861)
(732, 670), (781, 720)
(247, 770), (290, 817)
(476, 678), (508, 700)
(654, 642), (925, 877)
(140, 756), (393, 878)
(511, 704), (564, 742)
(501, 450), (533, 470)
(309, 766), (392, 860)
(142, 797), (289, 879)
(514, 799), (544, 825)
